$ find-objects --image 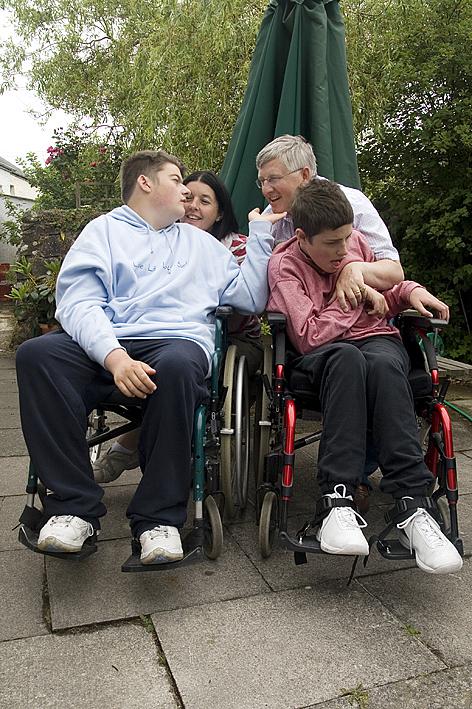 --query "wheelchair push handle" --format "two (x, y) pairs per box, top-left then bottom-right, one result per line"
(398, 308), (448, 330)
